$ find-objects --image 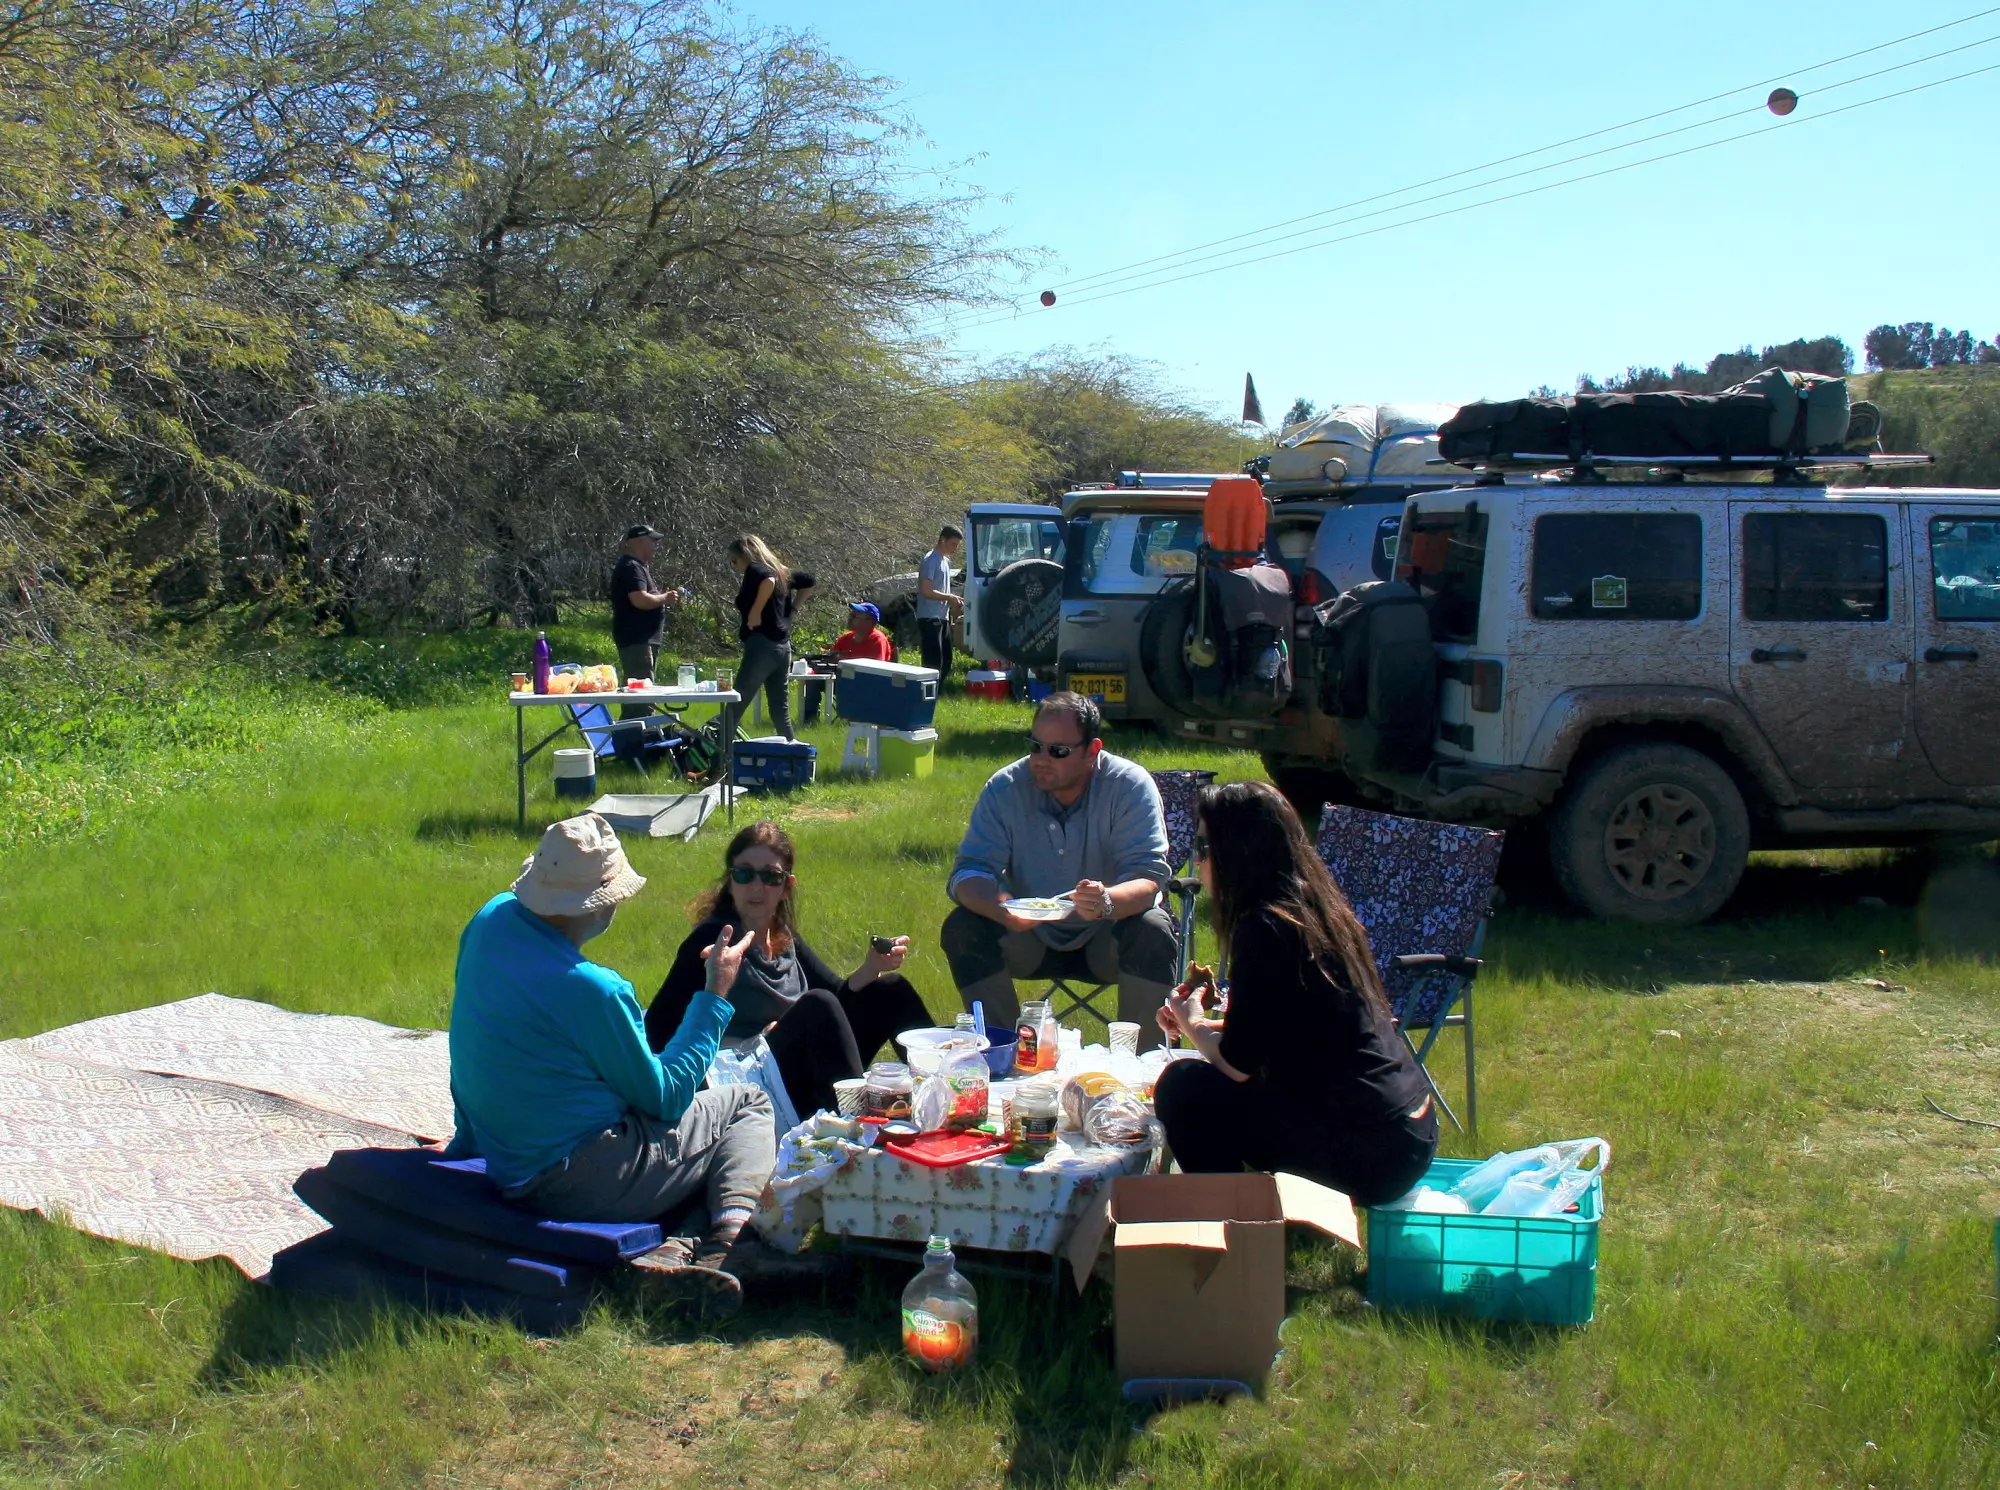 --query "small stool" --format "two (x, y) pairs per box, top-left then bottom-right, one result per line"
(840, 723), (881, 776)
